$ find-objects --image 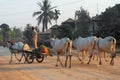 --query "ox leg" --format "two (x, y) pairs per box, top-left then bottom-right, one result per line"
(77, 52), (83, 63)
(14, 53), (21, 62)
(19, 53), (23, 63)
(56, 55), (64, 67)
(56, 55), (59, 67)
(23, 53), (27, 63)
(98, 53), (102, 65)
(92, 52), (98, 61)
(87, 53), (93, 64)
(65, 56), (68, 68)
(59, 57), (64, 67)
(110, 53), (116, 65)
(65, 55), (72, 68)
(110, 58), (114, 65)
(92, 52), (95, 60)
(93, 53), (96, 60)
(82, 51), (85, 60)
(68, 55), (72, 68)
(9, 53), (13, 63)
(104, 52), (108, 62)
